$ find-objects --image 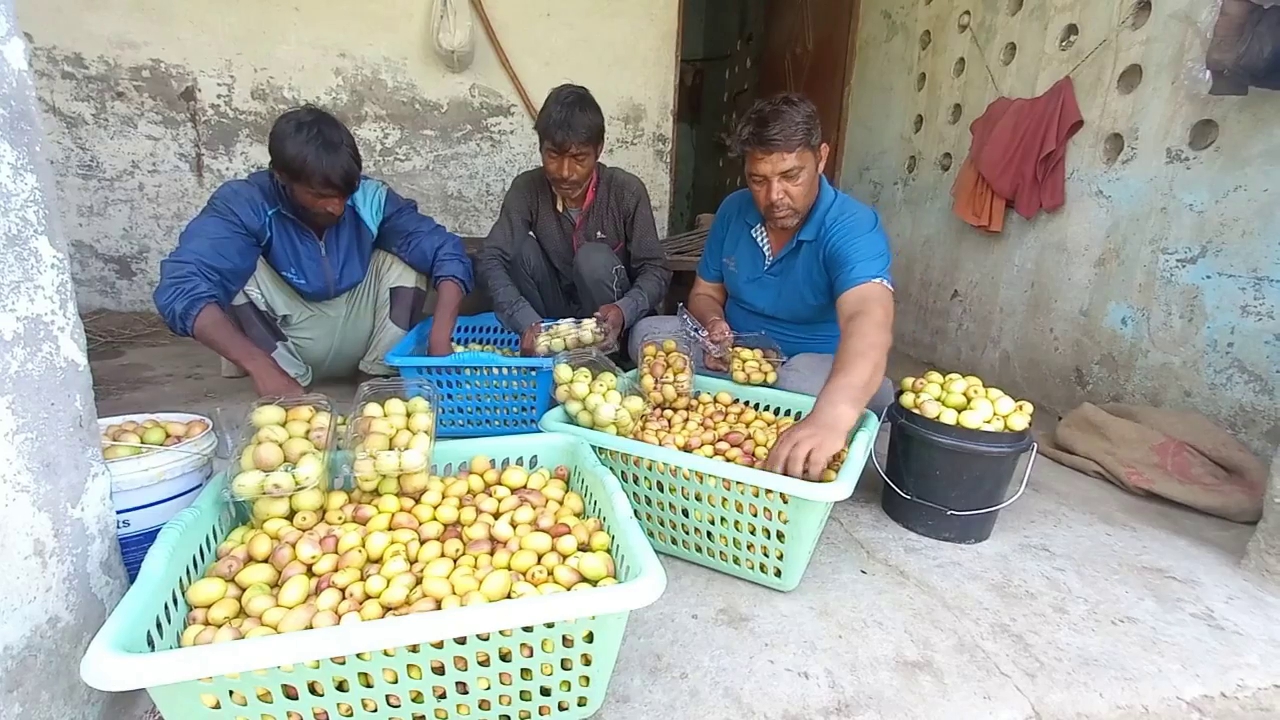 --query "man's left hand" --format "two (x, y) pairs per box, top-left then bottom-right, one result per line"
(426, 330), (454, 357)
(766, 409), (855, 481)
(594, 304), (625, 341)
